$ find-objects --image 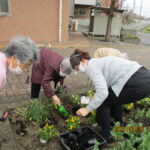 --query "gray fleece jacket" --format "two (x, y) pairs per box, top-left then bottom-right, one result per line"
(86, 56), (141, 111)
